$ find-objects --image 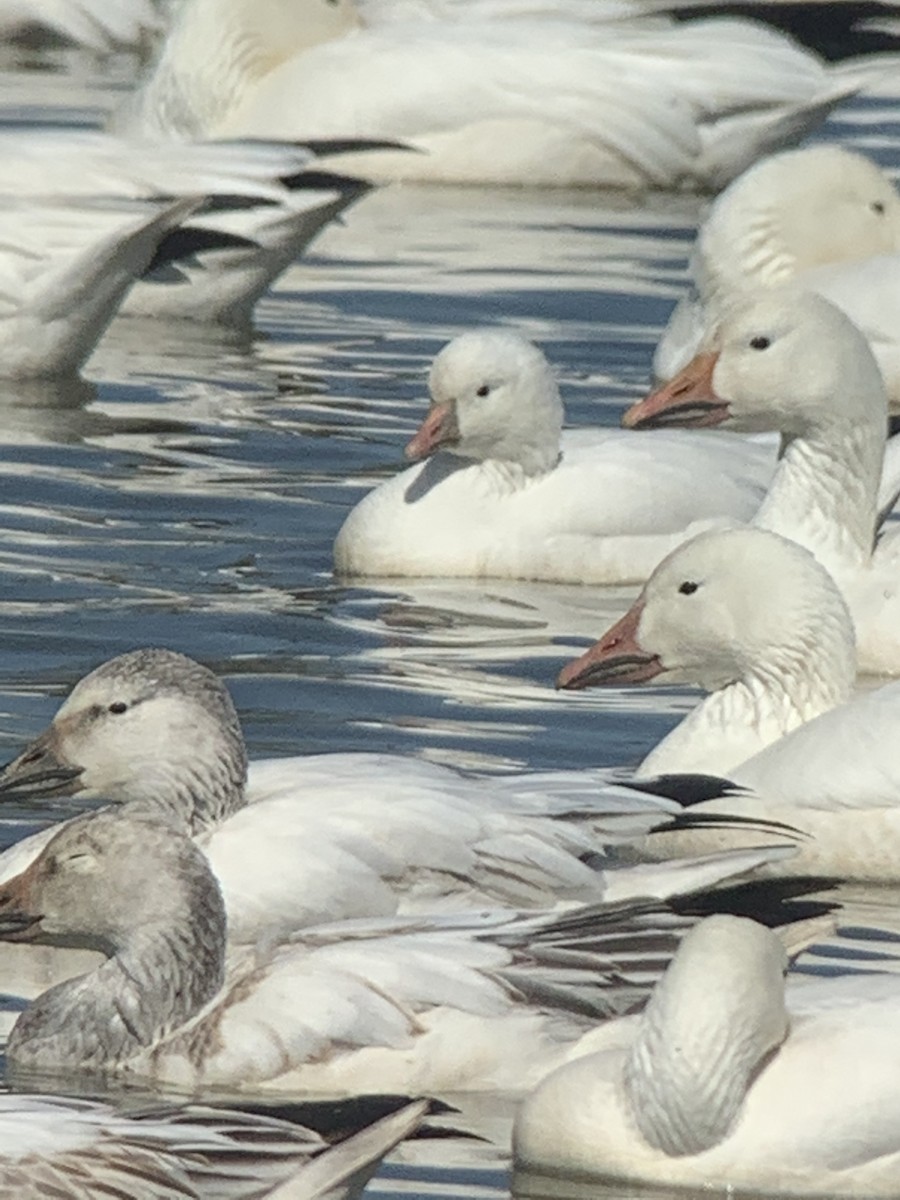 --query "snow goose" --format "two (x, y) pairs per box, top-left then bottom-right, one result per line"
(628, 289), (900, 673)
(654, 145), (900, 405)
(116, 0), (876, 189)
(0, 130), (377, 324)
(333, 329), (776, 585)
(557, 525), (900, 880)
(0, 1093), (425, 1199)
(0, 809), (815, 1093)
(557, 526), (857, 778)
(0, 646), (791, 953)
(515, 913), (900, 1197)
